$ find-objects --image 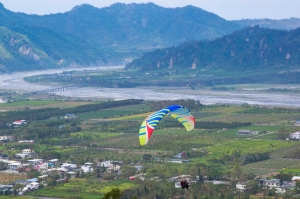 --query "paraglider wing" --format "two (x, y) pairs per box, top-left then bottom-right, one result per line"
(139, 105), (195, 146)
